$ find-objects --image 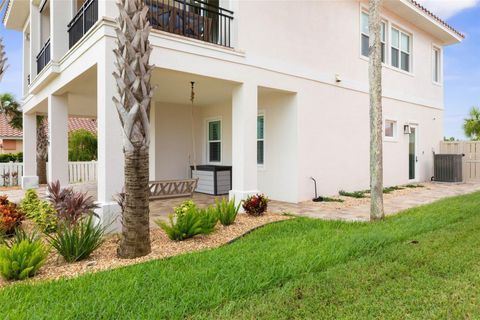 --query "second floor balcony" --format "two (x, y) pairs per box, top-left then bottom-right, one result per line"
(146, 0), (234, 47)
(33, 0), (233, 80)
(36, 39), (51, 74)
(66, 0), (233, 50)
(68, 0), (98, 48)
